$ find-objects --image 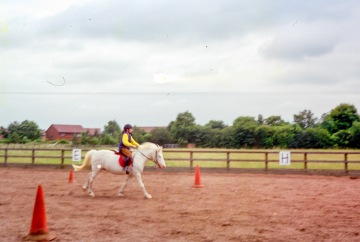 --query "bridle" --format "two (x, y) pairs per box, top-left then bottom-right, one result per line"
(136, 147), (160, 167)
